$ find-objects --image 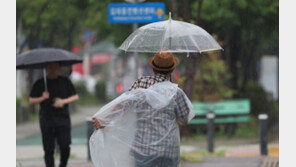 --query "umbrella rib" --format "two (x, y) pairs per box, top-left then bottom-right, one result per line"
(177, 27), (198, 53)
(160, 20), (169, 51)
(139, 27), (151, 52)
(126, 32), (139, 51)
(189, 33), (202, 53)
